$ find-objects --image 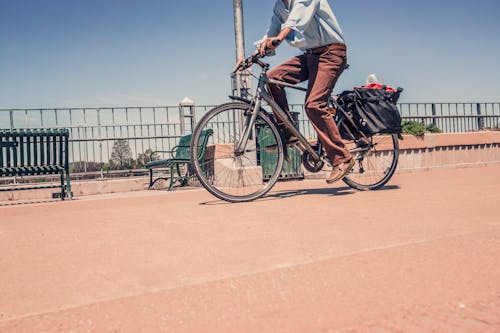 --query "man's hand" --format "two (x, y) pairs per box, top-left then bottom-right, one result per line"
(259, 37), (282, 56)
(258, 27), (292, 56)
(233, 57), (245, 73)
